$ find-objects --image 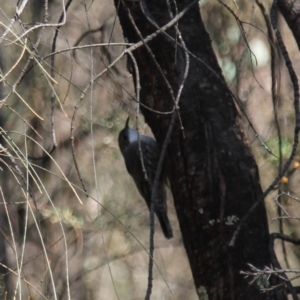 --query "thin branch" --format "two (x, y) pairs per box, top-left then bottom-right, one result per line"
(230, 0), (300, 247)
